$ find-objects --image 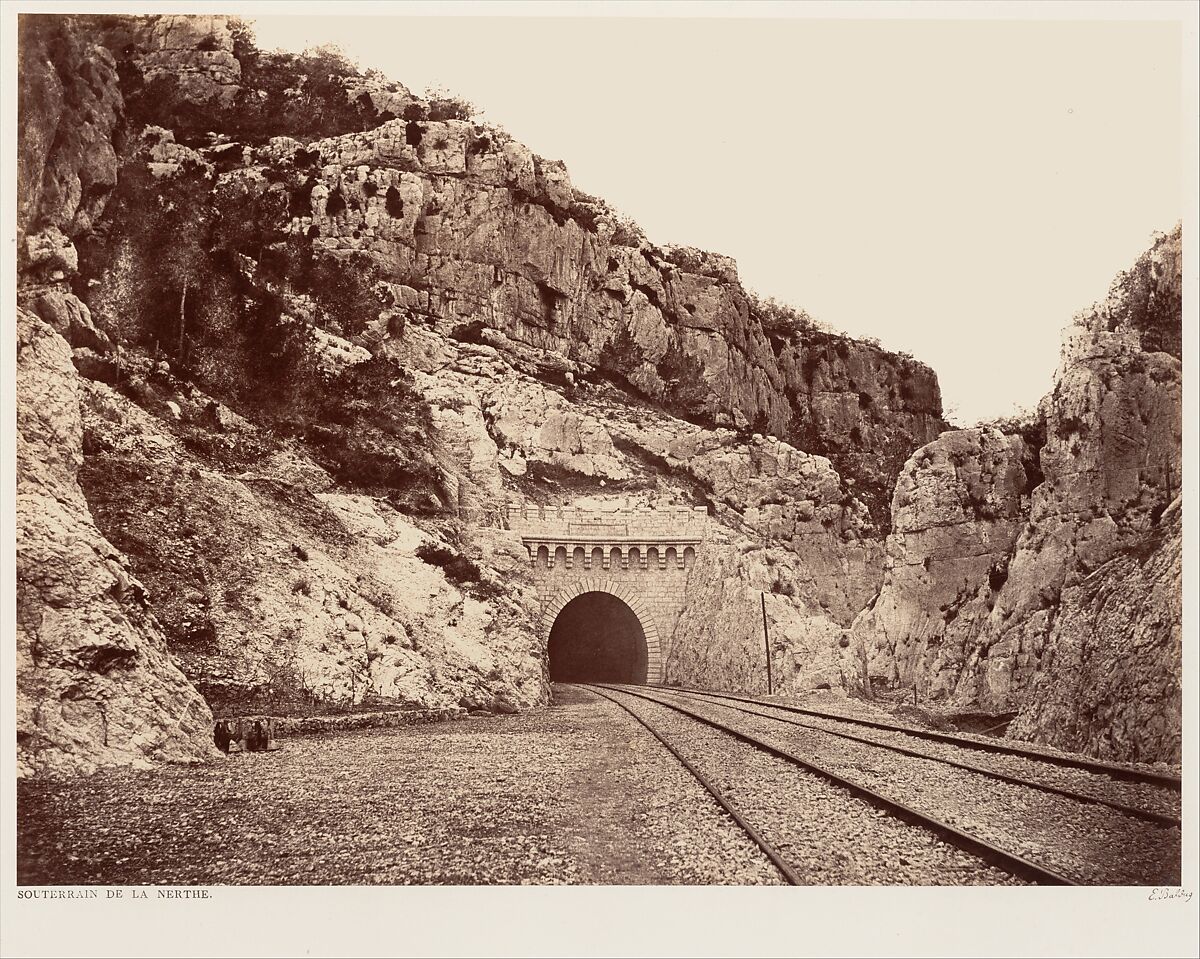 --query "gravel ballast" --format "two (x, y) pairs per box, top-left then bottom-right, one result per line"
(667, 685), (1181, 780)
(667, 691), (1180, 816)
(18, 686), (781, 885)
(664, 688), (1181, 820)
(593, 687), (1027, 885)
(24, 683), (1161, 886)
(632, 686), (1180, 886)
